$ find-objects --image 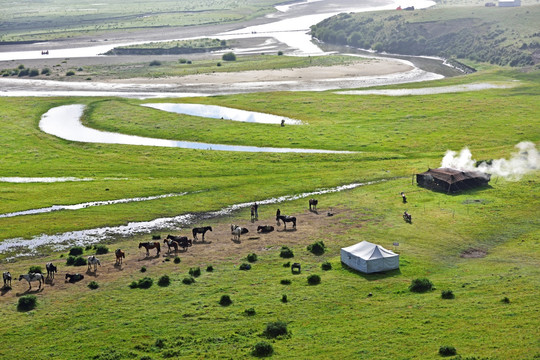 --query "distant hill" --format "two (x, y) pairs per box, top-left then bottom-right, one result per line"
(310, 5), (540, 67)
